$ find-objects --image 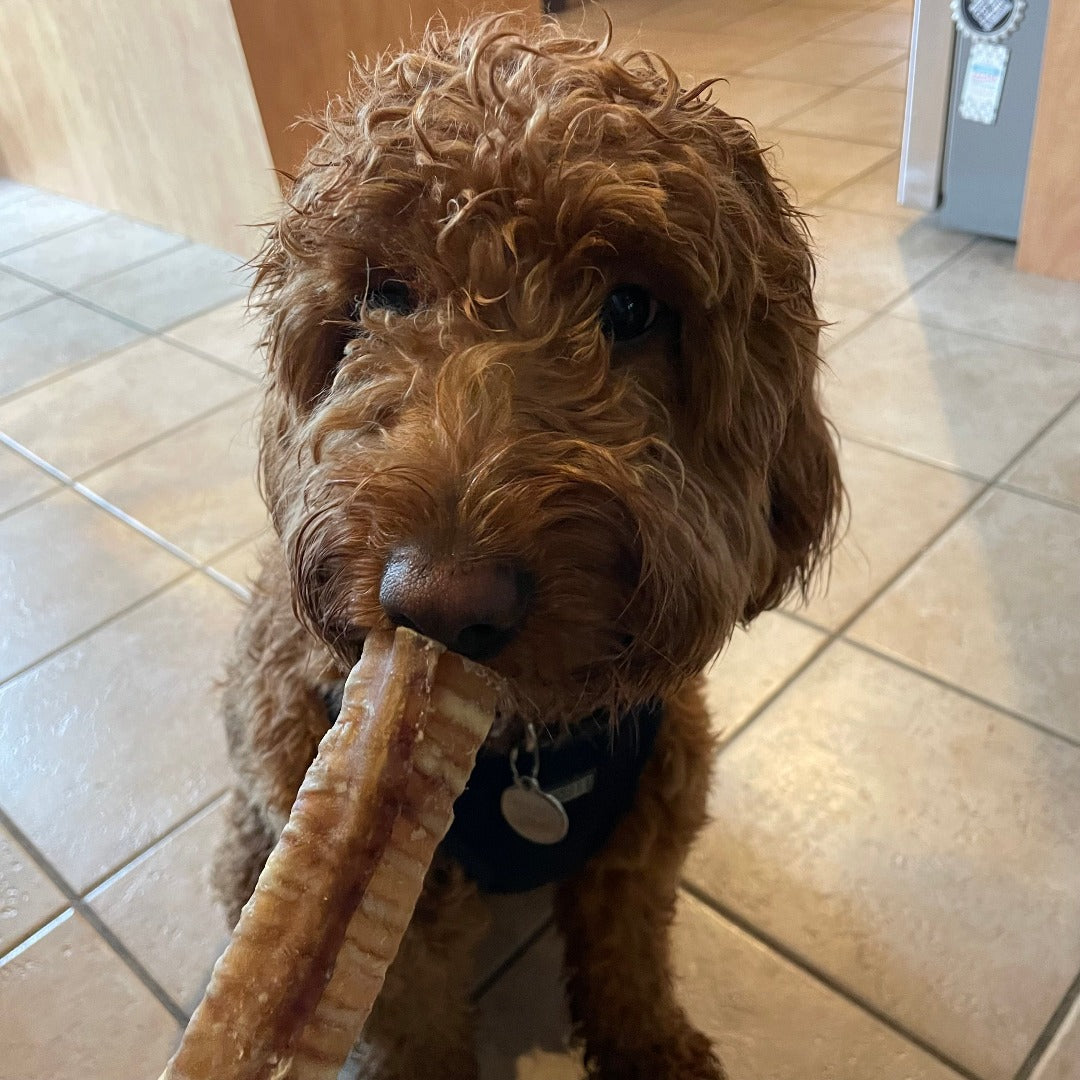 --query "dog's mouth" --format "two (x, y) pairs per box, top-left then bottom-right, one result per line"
(318, 617), (641, 751)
